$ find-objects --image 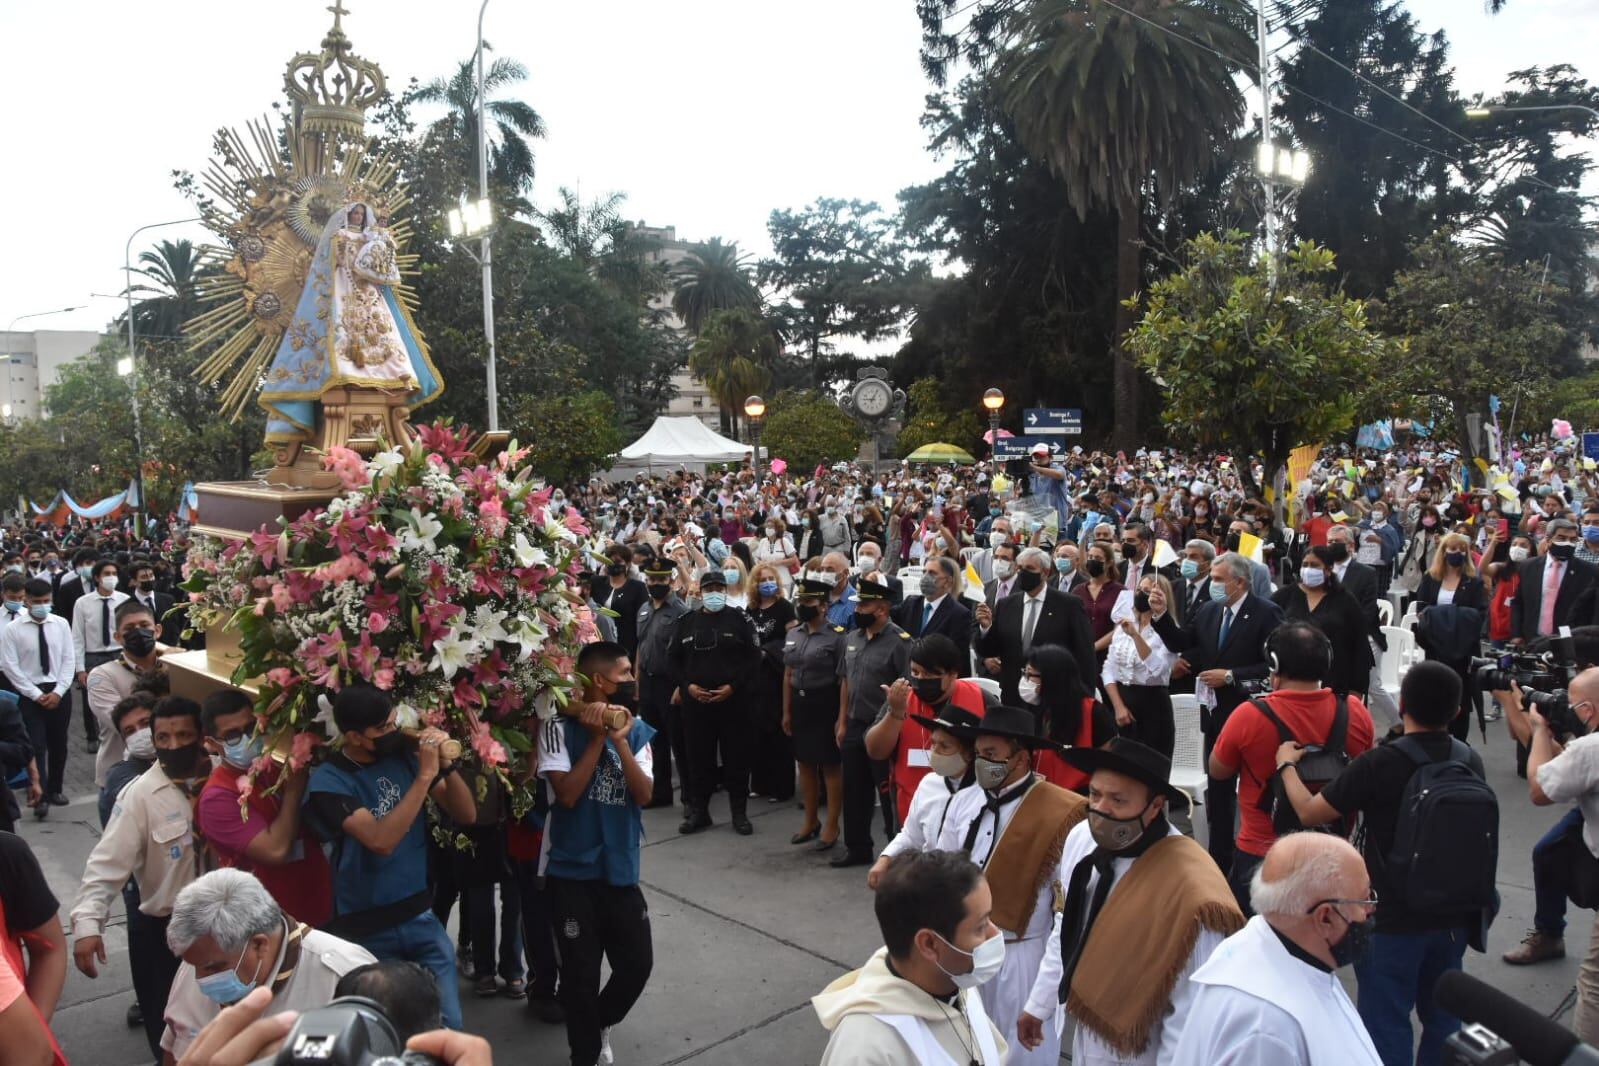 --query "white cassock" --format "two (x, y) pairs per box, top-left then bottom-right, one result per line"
(1022, 821), (1226, 1066)
(881, 771), (961, 861)
(936, 777), (1059, 1066)
(1166, 916), (1382, 1066)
